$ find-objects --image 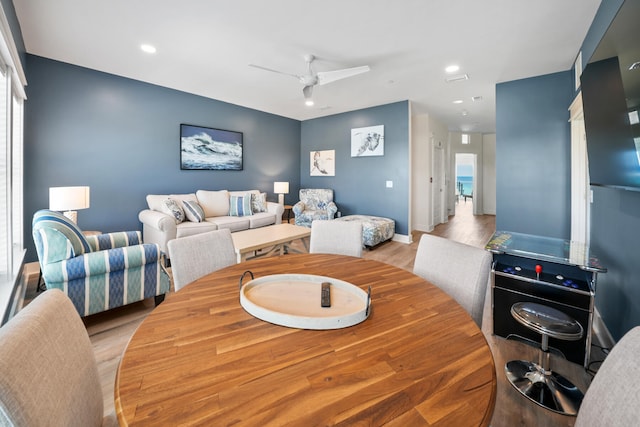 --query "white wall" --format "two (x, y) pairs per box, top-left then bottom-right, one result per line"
(411, 114), (431, 232)
(482, 133), (496, 215)
(411, 113), (450, 232)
